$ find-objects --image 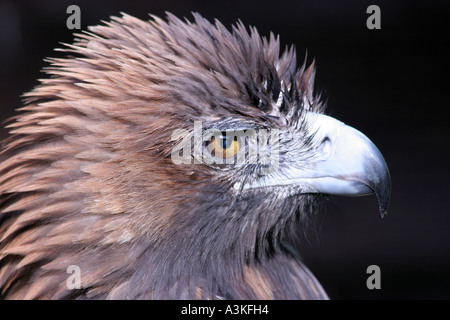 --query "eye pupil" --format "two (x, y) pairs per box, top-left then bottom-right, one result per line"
(221, 136), (228, 149)
(221, 134), (234, 149)
(208, 132), (240, 160)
